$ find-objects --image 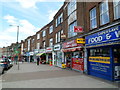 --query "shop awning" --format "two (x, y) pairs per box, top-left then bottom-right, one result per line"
(62, 46), (82, 52)
(36, 53), (45, 56)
